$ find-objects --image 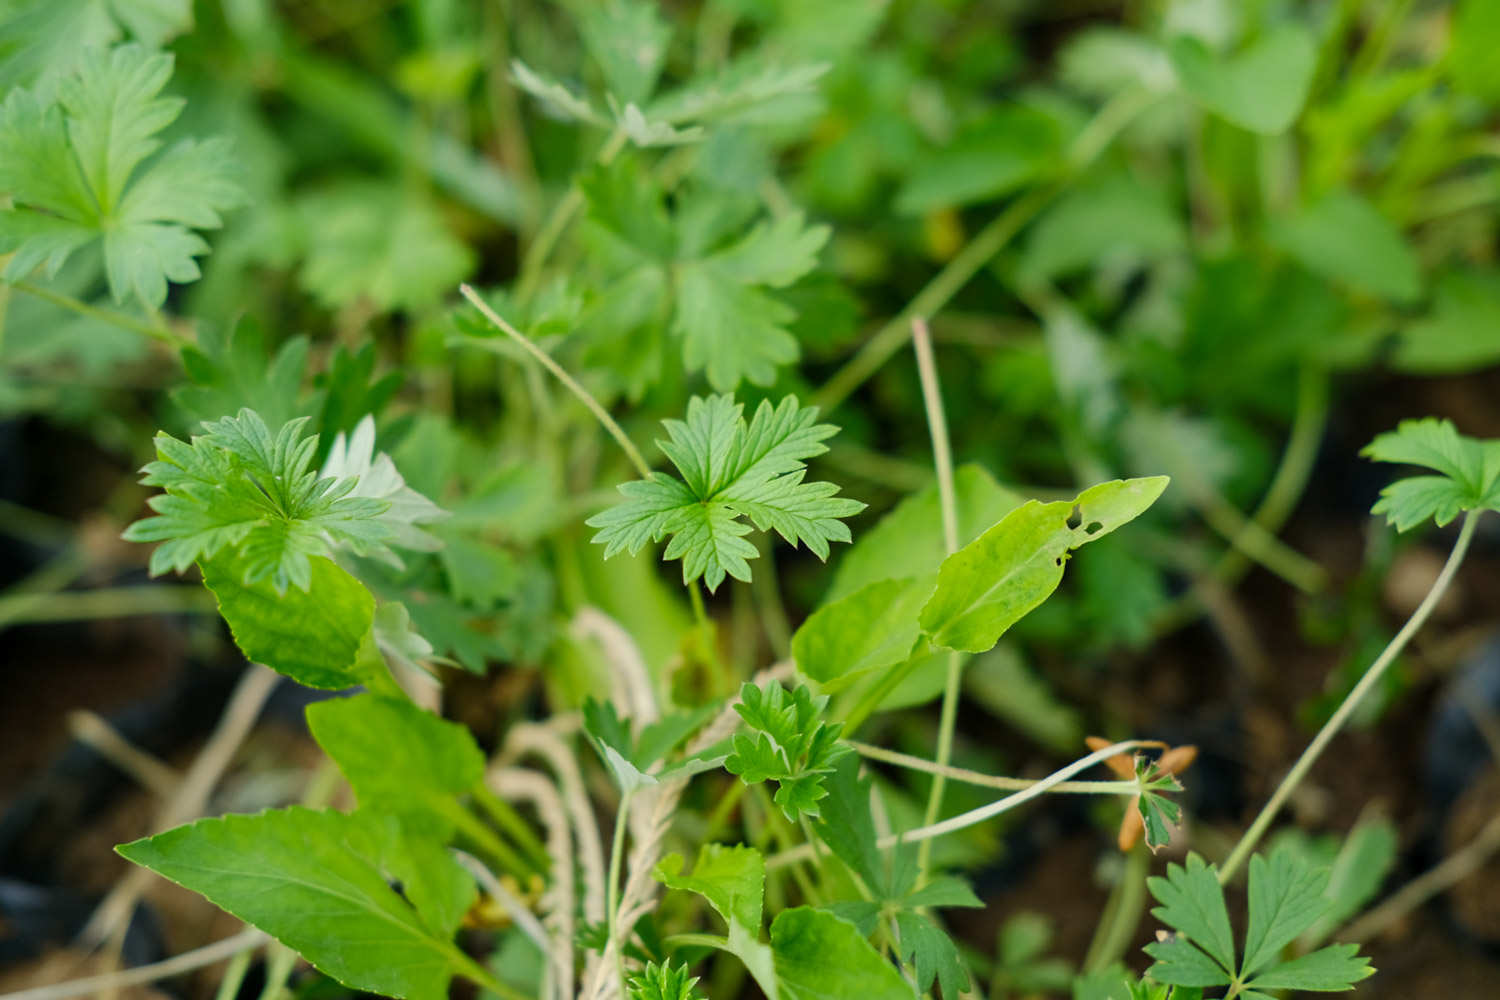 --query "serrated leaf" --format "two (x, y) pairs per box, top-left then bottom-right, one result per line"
(627, 961), (706, 1000)
(1143, 936), (1233, 989)
(1146, 855), (1235, 977)
(173, 320), (309, 431)
(0, 43), (241, 307)
(895, 909), (971, 998)
(123, 409), (397, 593)
(117, 807), (478, 1000)
(1246, 943), (1373, 992)
(1241, 848), (1331, 979)
(918, 477), (1168, 653)
(587, 395), (863, 591)
(321, 416), (447, 560)
(1362, 417), (1500, 529)
(655, 843), (764, 934)
(577, 0), (671, 105)
(201, 553), (376, 689)
(1168, 25), (1315, 134)
(305, 693), (484, 833)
